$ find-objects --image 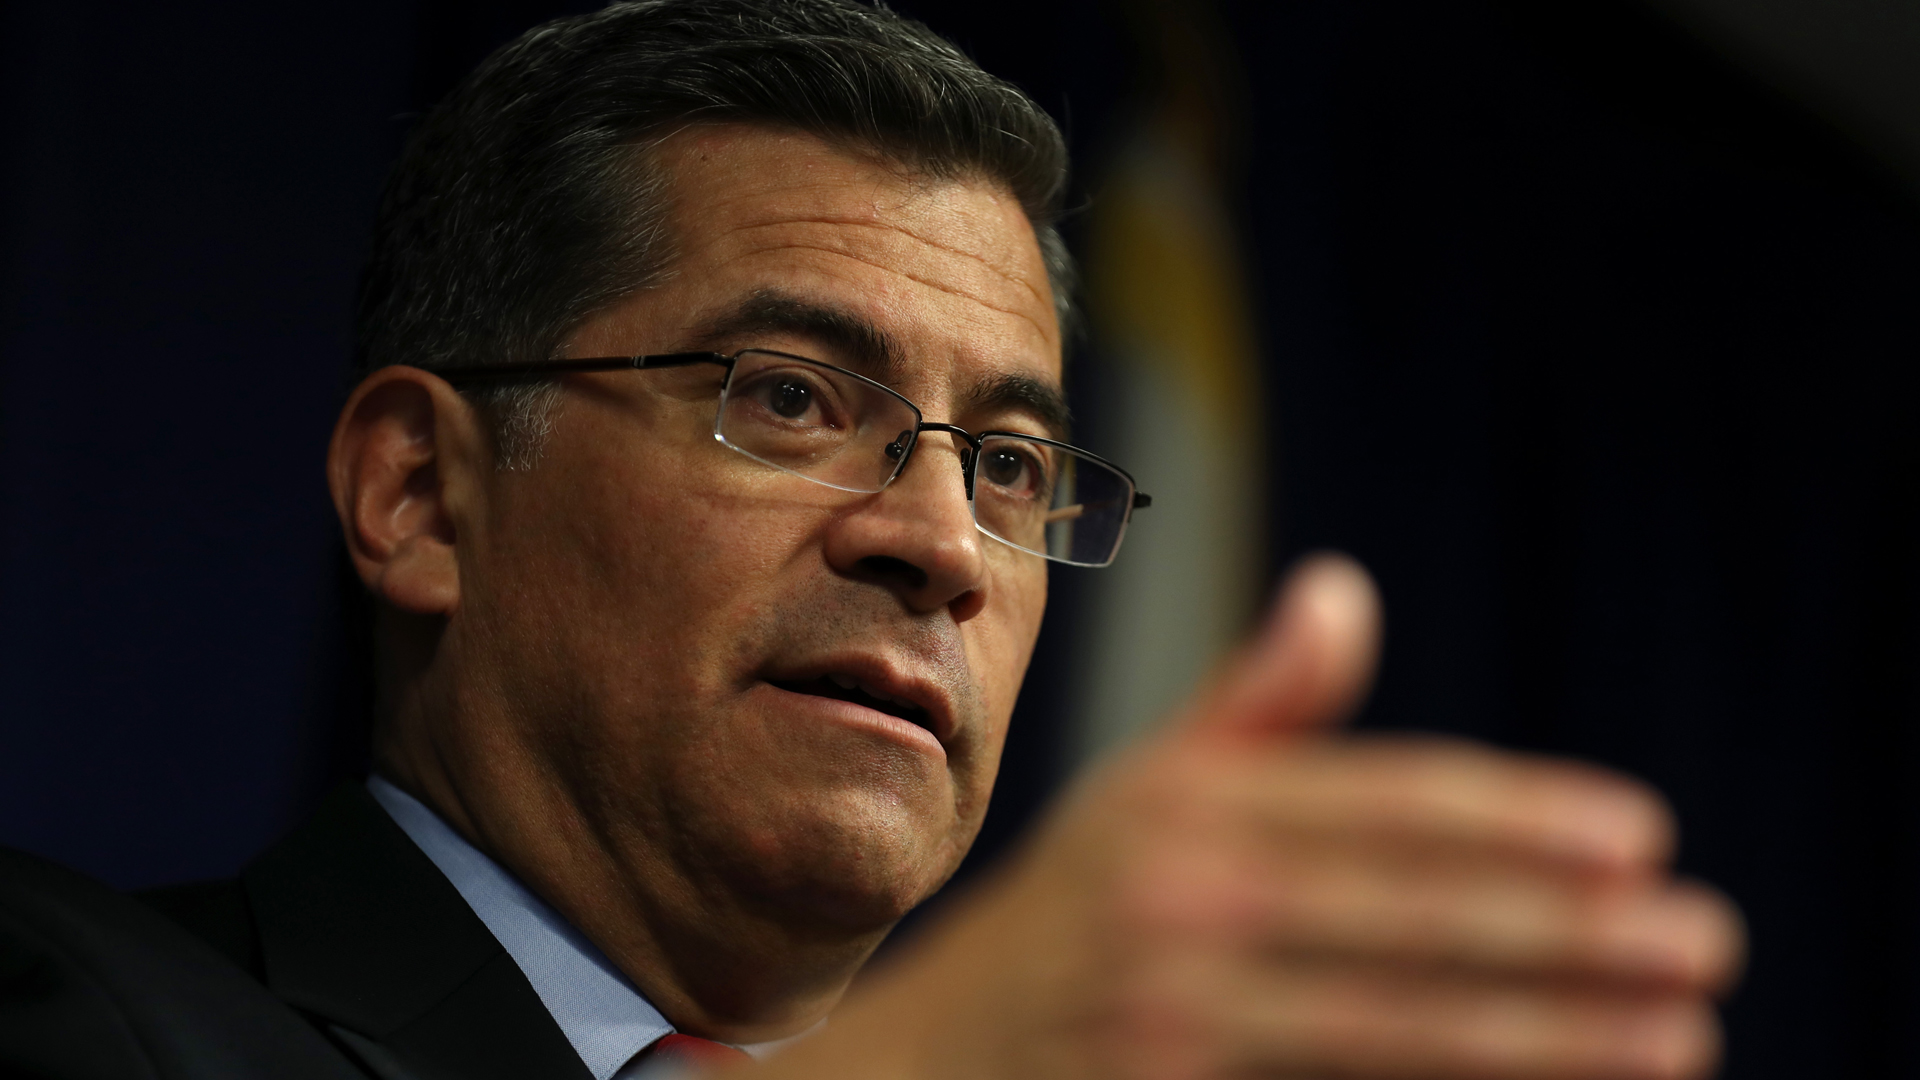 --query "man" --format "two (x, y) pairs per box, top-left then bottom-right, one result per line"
(116, 2), (1740, 1078)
